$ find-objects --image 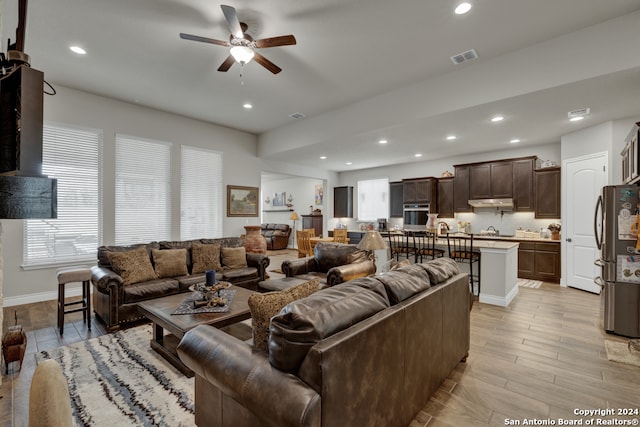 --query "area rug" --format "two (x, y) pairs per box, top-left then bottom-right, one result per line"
(517, 278), (543, 288)
(37, 325), (195, 426)
(604, 339), (640, 368)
